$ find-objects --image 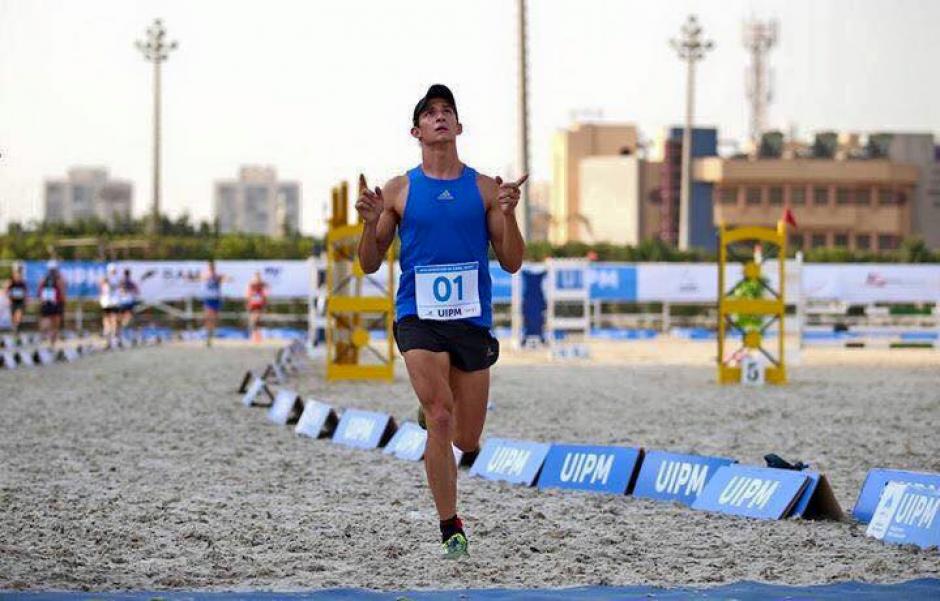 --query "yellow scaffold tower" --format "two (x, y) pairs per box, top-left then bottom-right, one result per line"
(325, 177), (395, 381)
(717, 220), (788, 385)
